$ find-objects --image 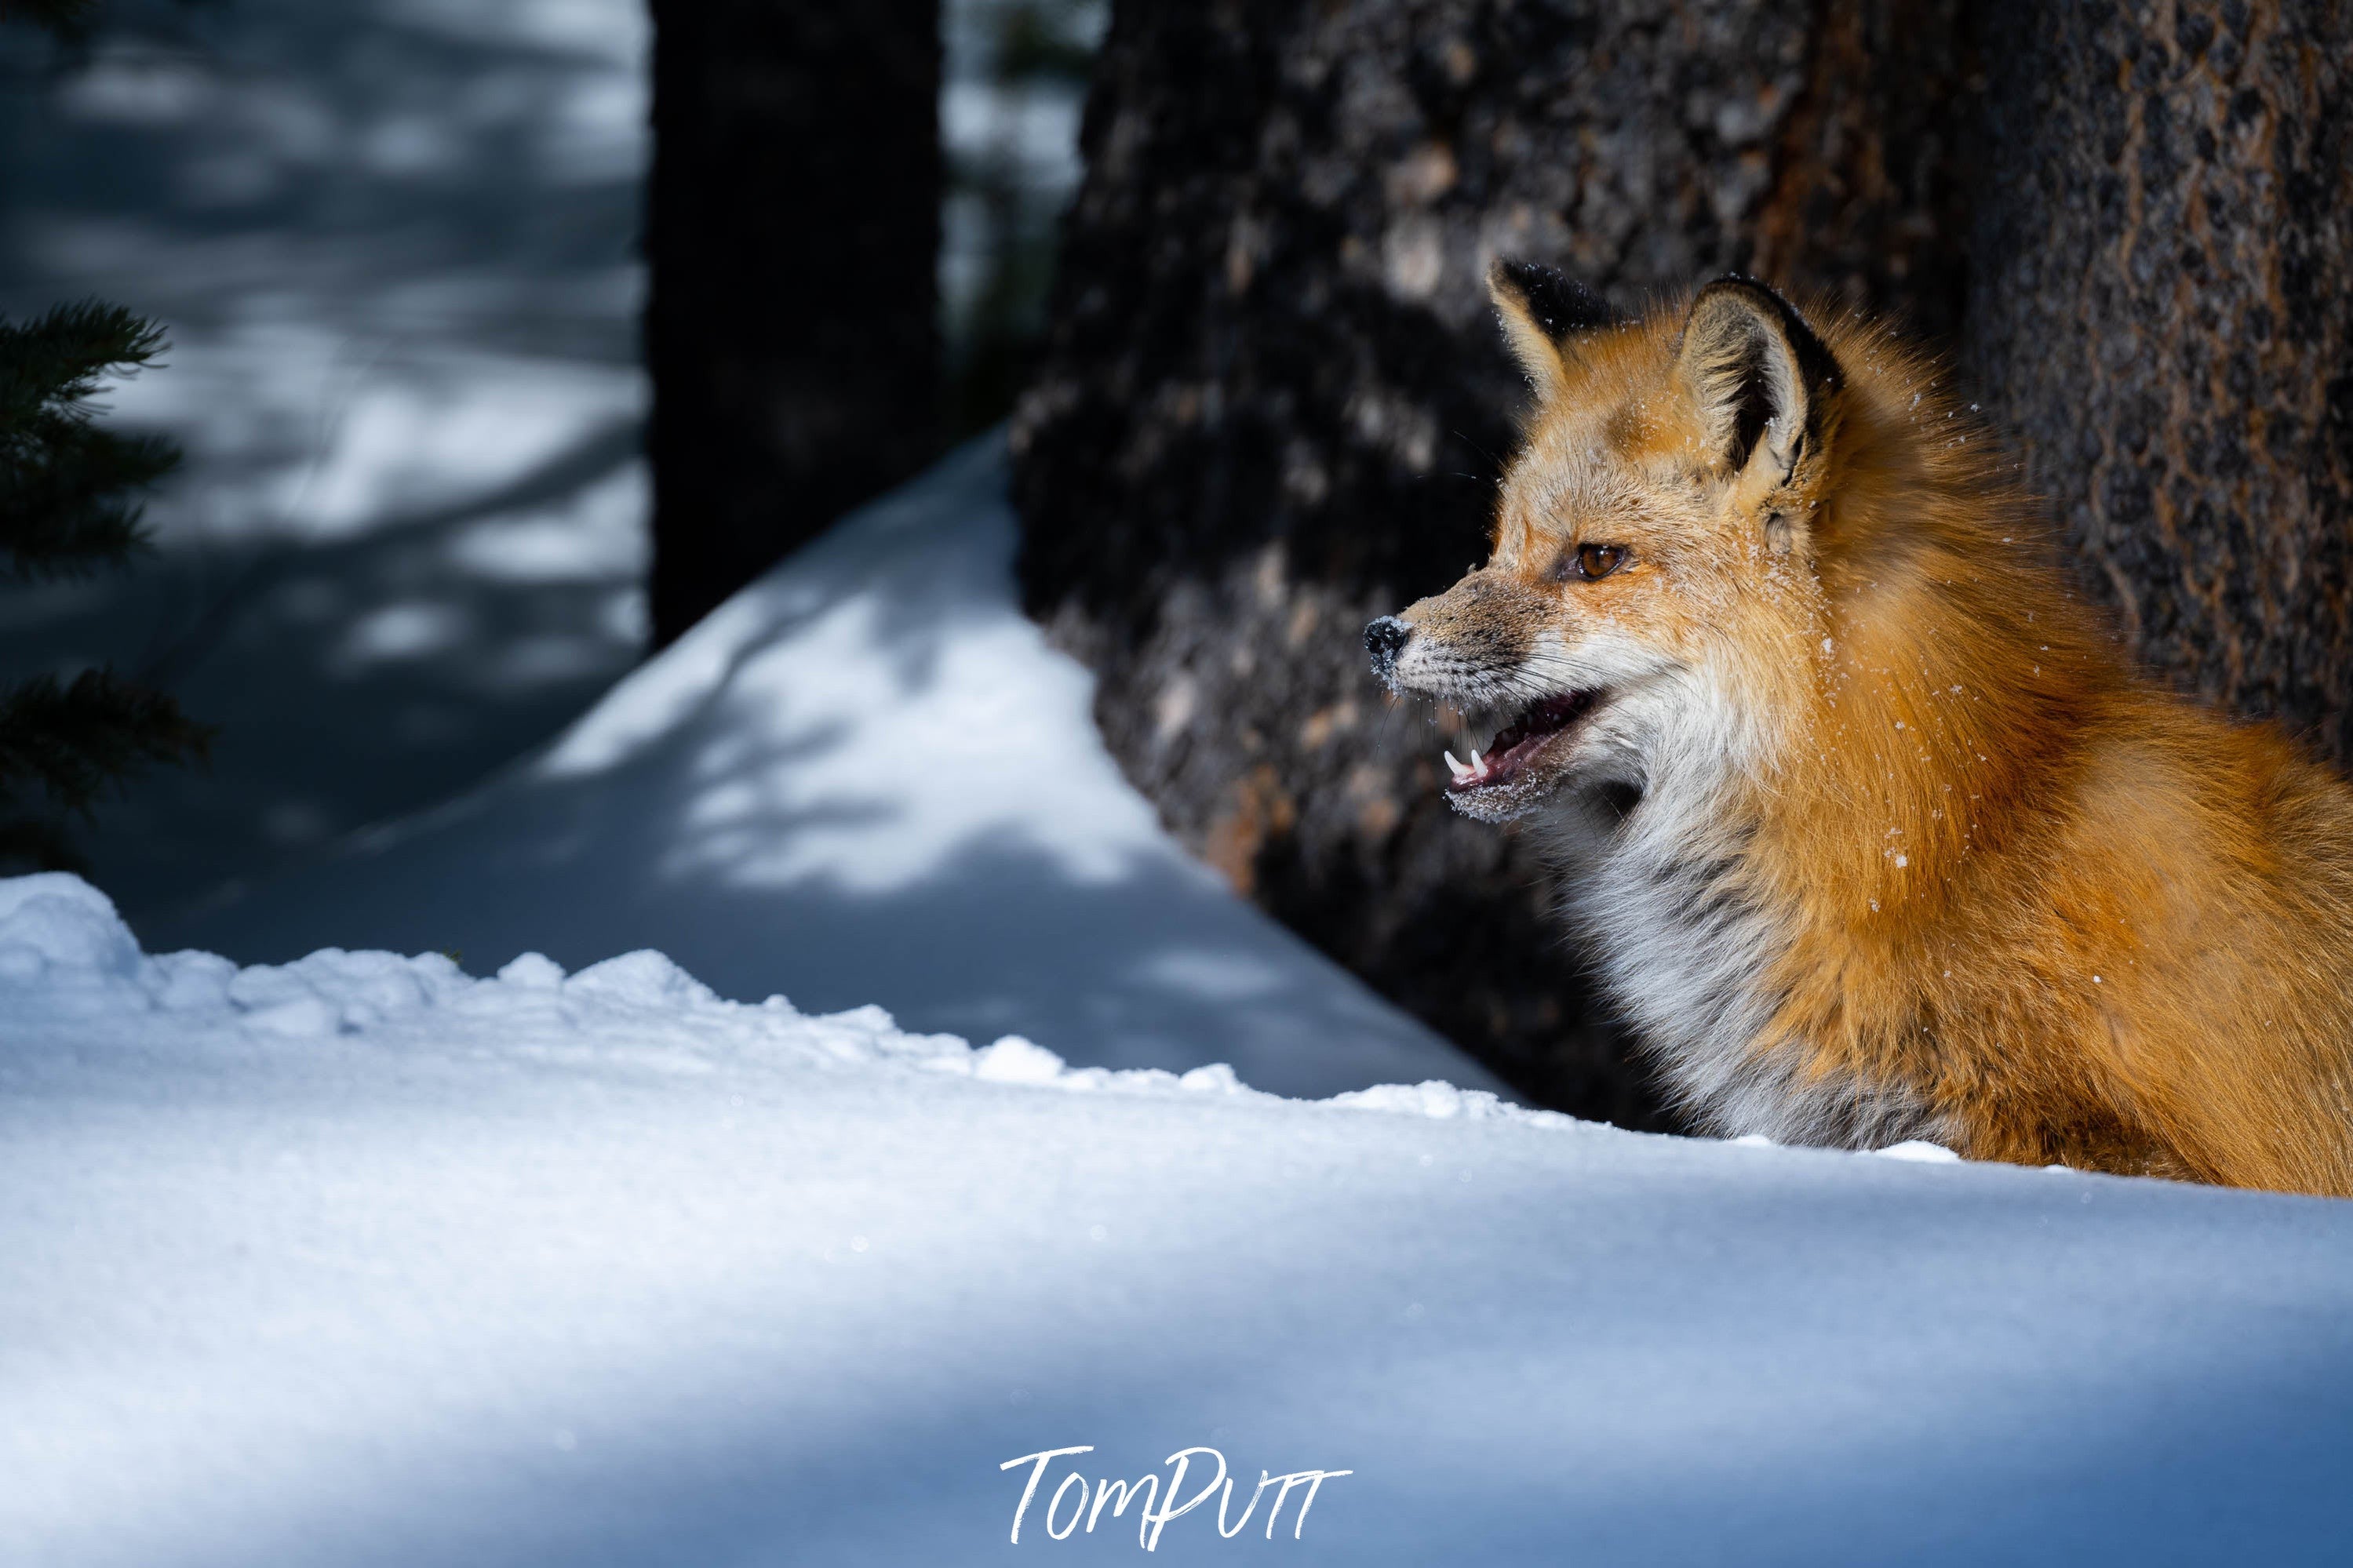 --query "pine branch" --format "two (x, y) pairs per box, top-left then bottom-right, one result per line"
(1, 417), (177, 577)
(0, 668), (214, 820)
(0, 301), (180, 578)
(0, 300), (169, 433)
(0, 289), (208, 870)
